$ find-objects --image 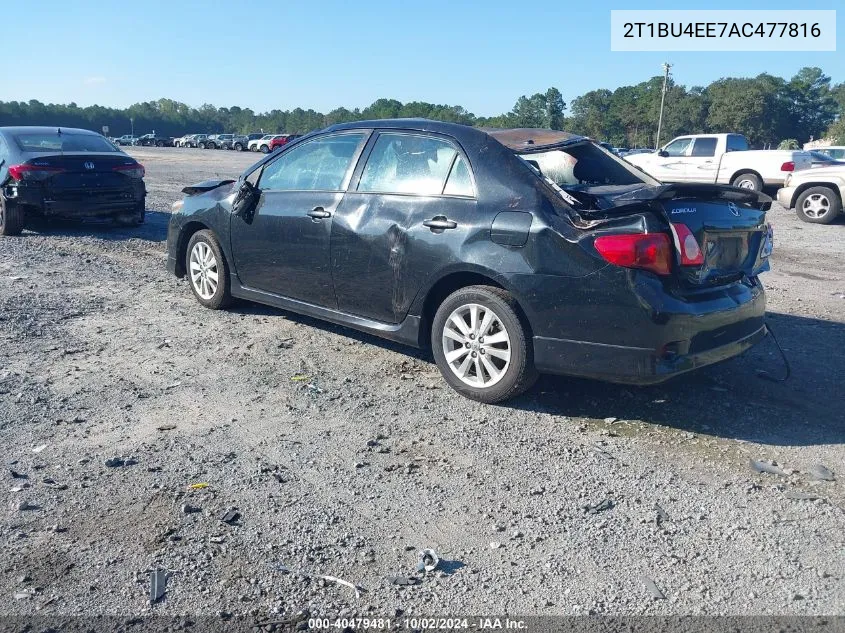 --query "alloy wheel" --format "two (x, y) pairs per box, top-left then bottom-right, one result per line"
(441, 303), (511, 388)
(737, 178), (756, 189)
(189, 241), (219, 300)
(802, 193), (831, 219)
